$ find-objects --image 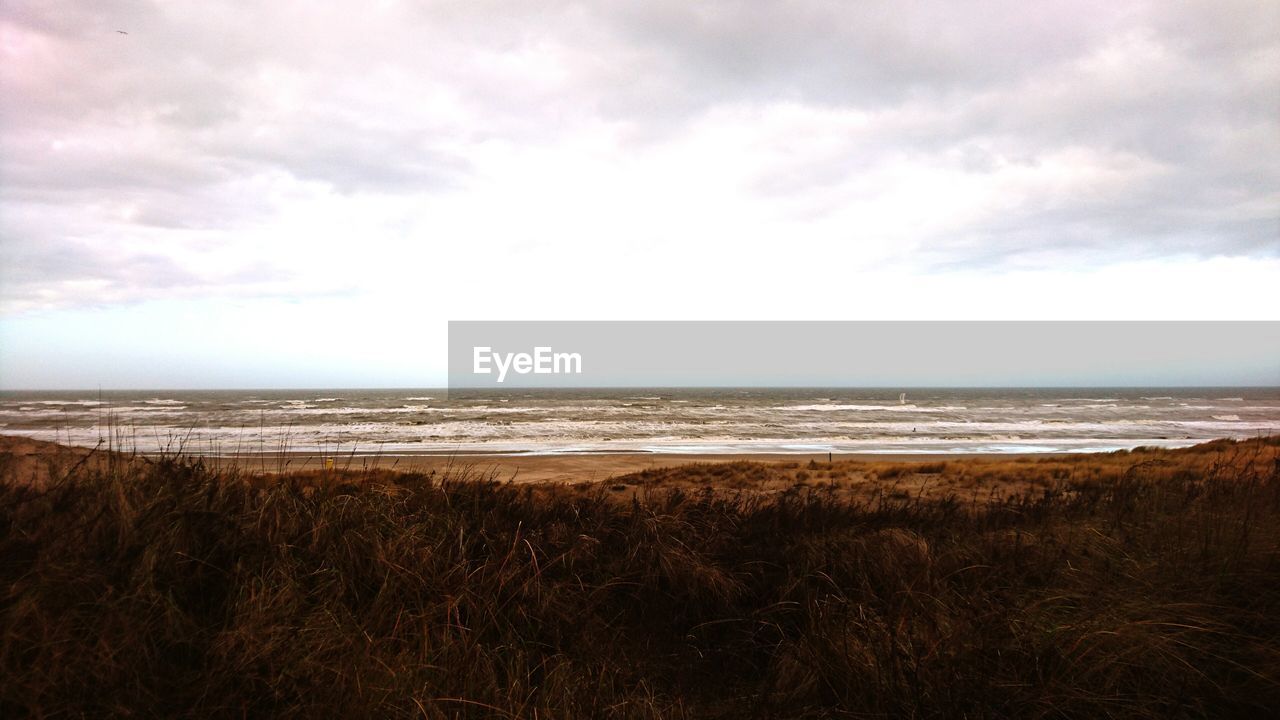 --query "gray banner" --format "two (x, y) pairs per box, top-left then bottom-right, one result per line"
(447, 321), (1280, 389)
